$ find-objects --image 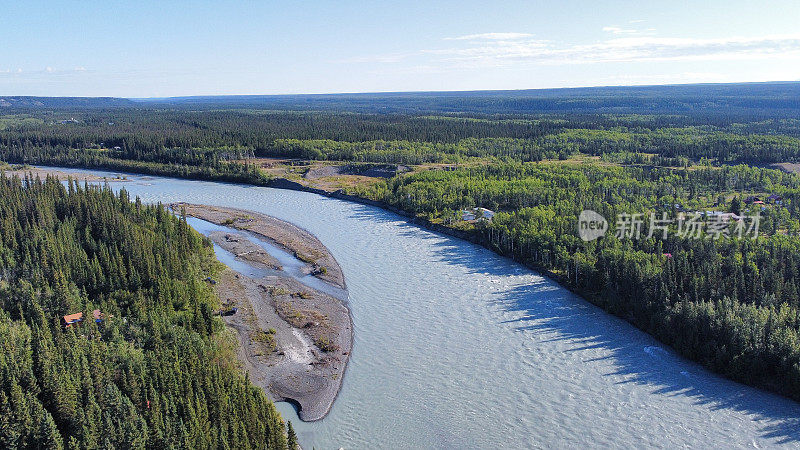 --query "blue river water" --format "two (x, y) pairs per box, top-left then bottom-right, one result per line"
(47, 167), (800, 449)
